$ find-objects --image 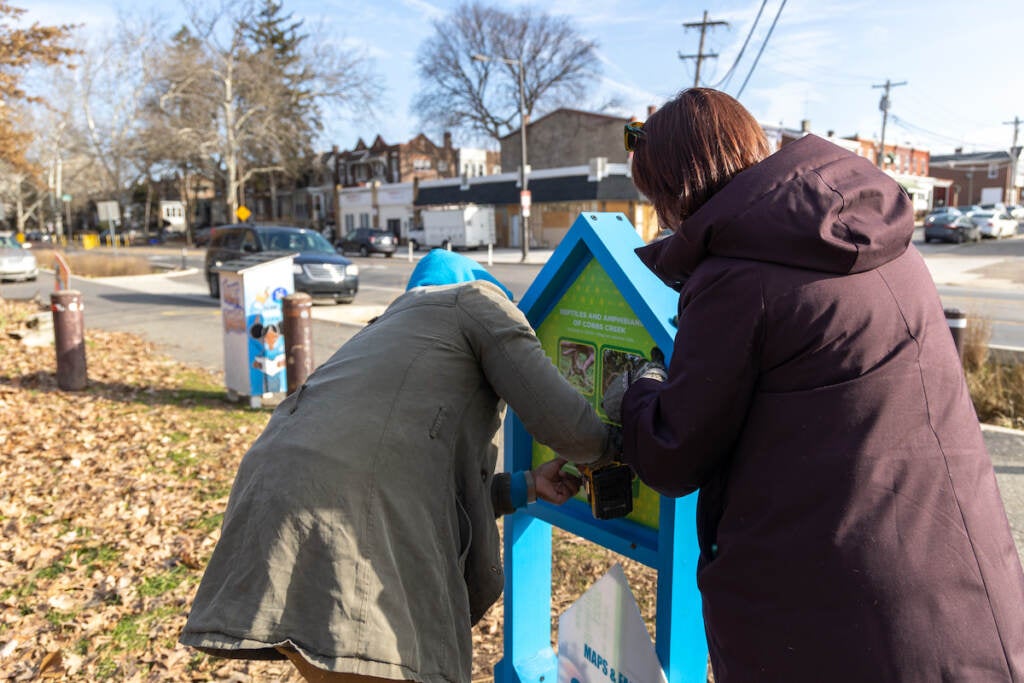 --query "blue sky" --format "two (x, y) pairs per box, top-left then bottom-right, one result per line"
(22, 0), (1024, 155)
